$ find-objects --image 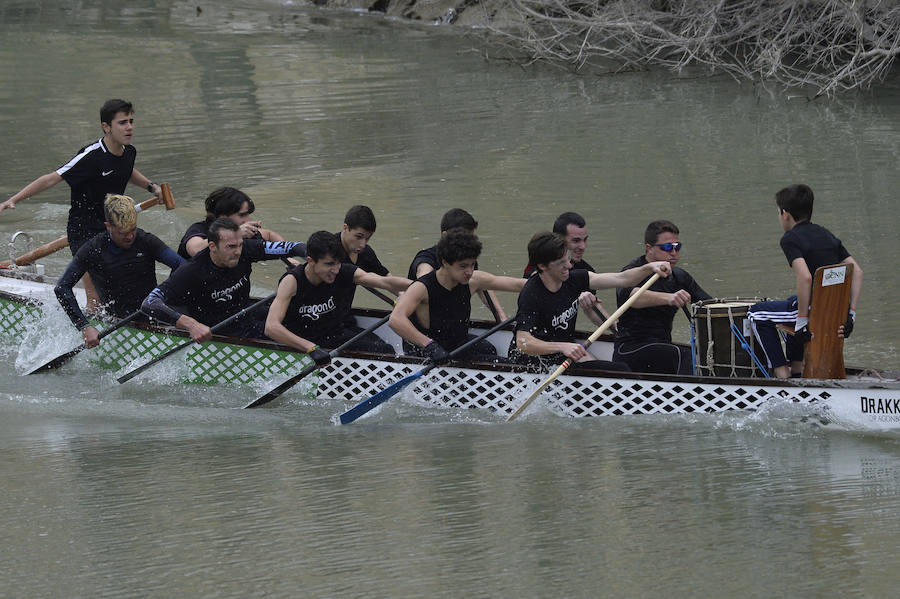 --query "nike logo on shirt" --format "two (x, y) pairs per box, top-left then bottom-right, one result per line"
(101, 170), (114, 176)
